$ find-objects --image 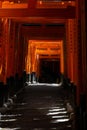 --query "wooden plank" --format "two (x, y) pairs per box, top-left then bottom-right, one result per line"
(0, 7), (75, 18)
(21, 25), (65, 39)
(36, 49), (60, 55)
